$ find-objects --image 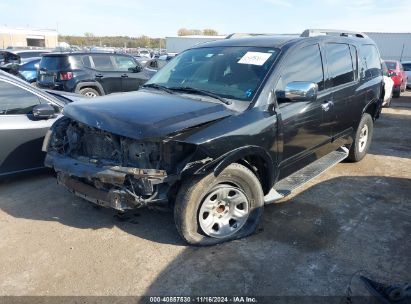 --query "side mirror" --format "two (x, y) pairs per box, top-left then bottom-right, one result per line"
(276, 81), (318, 102)
(129, 65), (142, 73)
(32, 104), (56, 119)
